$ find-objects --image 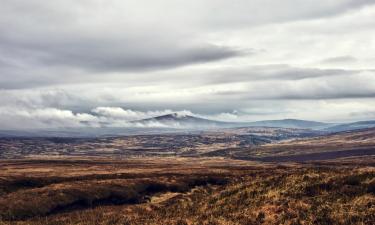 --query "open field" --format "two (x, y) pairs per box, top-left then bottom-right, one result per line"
(0, 128), (375, 224)
(1, 128), (374, 162)
(0, 127), (319, 159)
(2, 0), (375, 224)
(229, 128), (375, 162)
(0, 157), (374, 225)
